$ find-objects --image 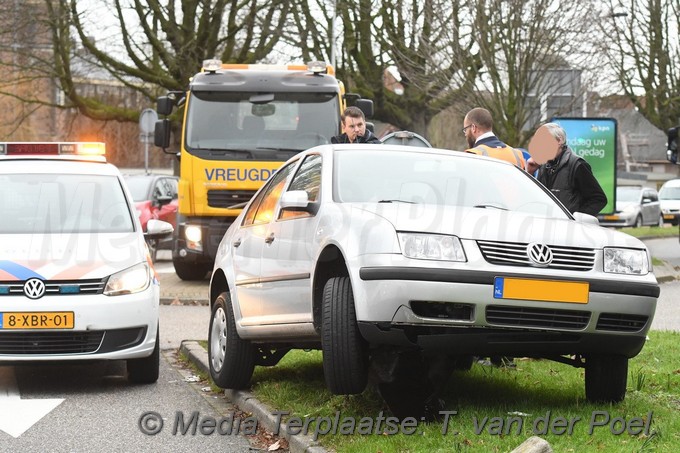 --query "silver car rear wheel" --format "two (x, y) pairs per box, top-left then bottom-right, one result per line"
(208, 292), (254, 389)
